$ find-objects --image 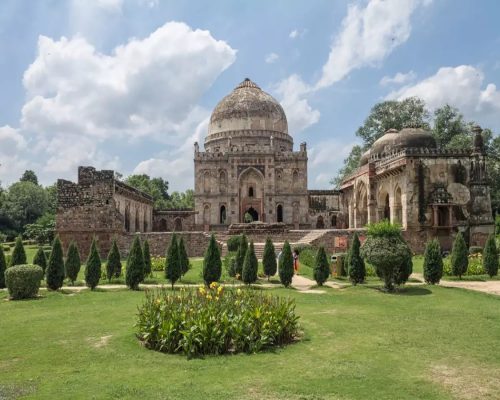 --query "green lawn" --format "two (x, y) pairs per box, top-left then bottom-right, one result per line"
(1, 284), (499, 399)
